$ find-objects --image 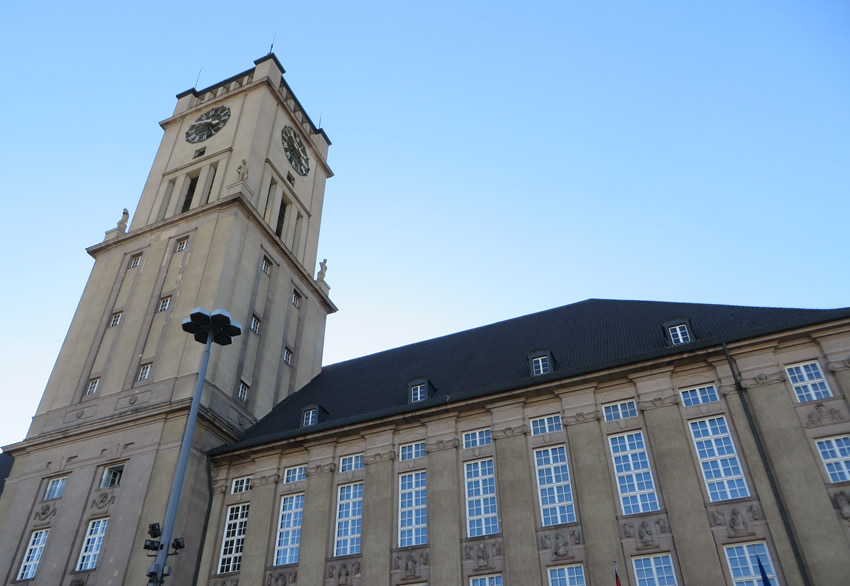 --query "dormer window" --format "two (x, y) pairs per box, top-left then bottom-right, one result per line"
(408, 379), (433, 404)
(302, 408), (318, 427)
(528, 350), (555, 376)
(663, 318), (694, 346)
